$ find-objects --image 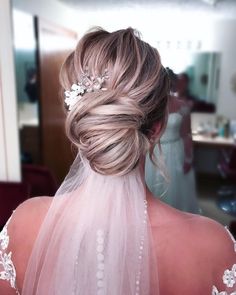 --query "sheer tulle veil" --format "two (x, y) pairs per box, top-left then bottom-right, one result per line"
(22, 28), (169, 295)
(22, 156), (160, 294)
